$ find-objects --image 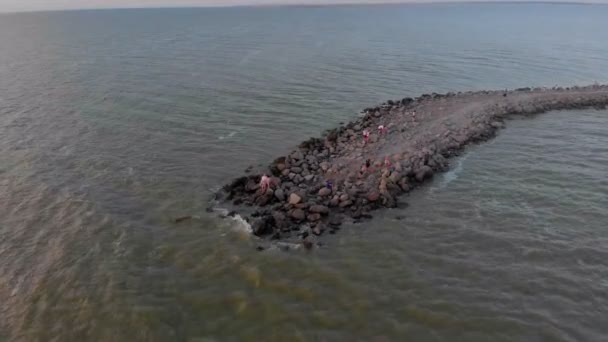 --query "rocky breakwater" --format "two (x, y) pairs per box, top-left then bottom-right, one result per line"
(217, 85), (608, 248)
